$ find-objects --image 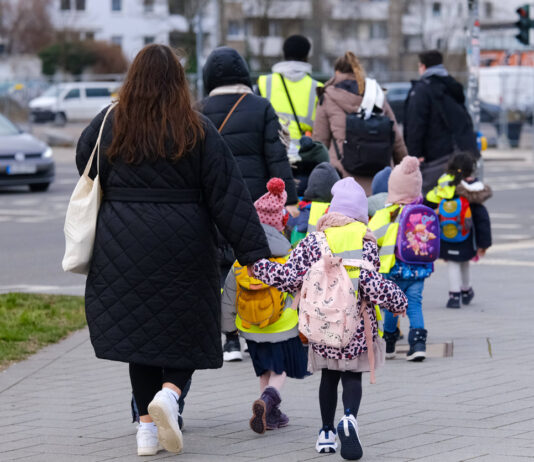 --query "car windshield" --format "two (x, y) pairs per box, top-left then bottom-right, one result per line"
(41, 85), (65, 97)
(0, 114), (20, 135)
